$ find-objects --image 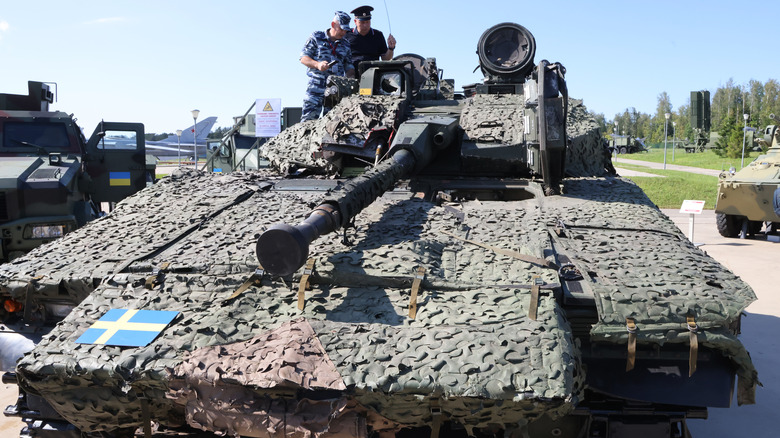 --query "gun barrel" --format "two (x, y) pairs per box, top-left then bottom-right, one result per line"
(257, 148), (416, 276)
